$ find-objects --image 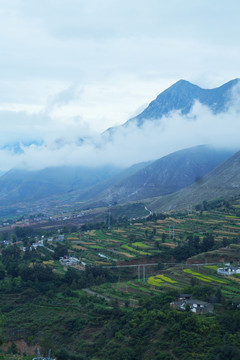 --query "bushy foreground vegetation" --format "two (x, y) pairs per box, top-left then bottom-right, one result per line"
(1, 197), (240, 359)
(1, 275), (240, 360)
